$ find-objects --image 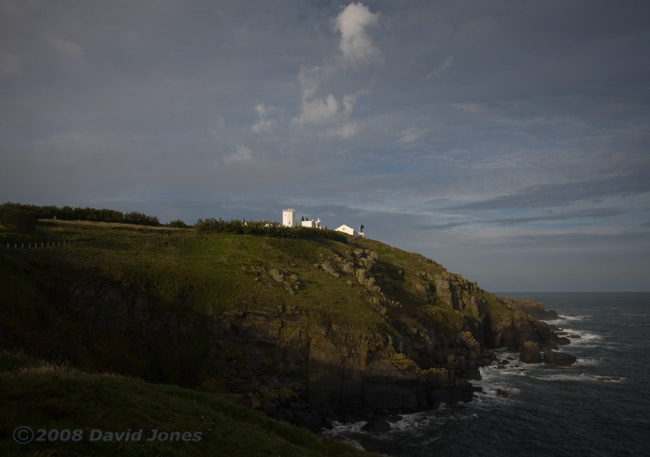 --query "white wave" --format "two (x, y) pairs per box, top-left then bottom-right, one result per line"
(575, 357), (602, 366)
(474, 364), (528, 404)
(389, 411), (434, 431)
(556, 328), (603, 346)
(533, 372), (625, 383)
(536, 372), (594, 382)
(324, 420), (367, 434)
(549, 314), (589, 324)
(320, 421), (369, 450)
